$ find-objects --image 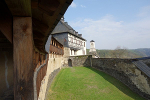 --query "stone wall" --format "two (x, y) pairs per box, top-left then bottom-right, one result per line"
(141, 59), (150, 68)
(69, 55), (92, 67)
(38, 54), (63, 100)
(36, 54), (150, 99)
(92, 58), (150, 99)
(63, 47), (70, 57)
